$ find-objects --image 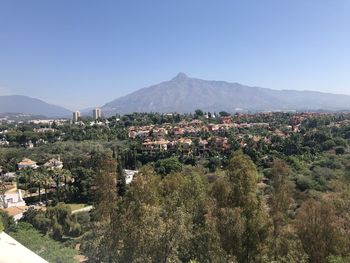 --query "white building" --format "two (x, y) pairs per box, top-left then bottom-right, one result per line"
(124, 169), (138, 184)
(92, 108), (102, 120)
(25, 140), (34, 149)
(1, 190), (26, 209)
(1, 172), (16, 180)
(73, 111), (81, 122)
